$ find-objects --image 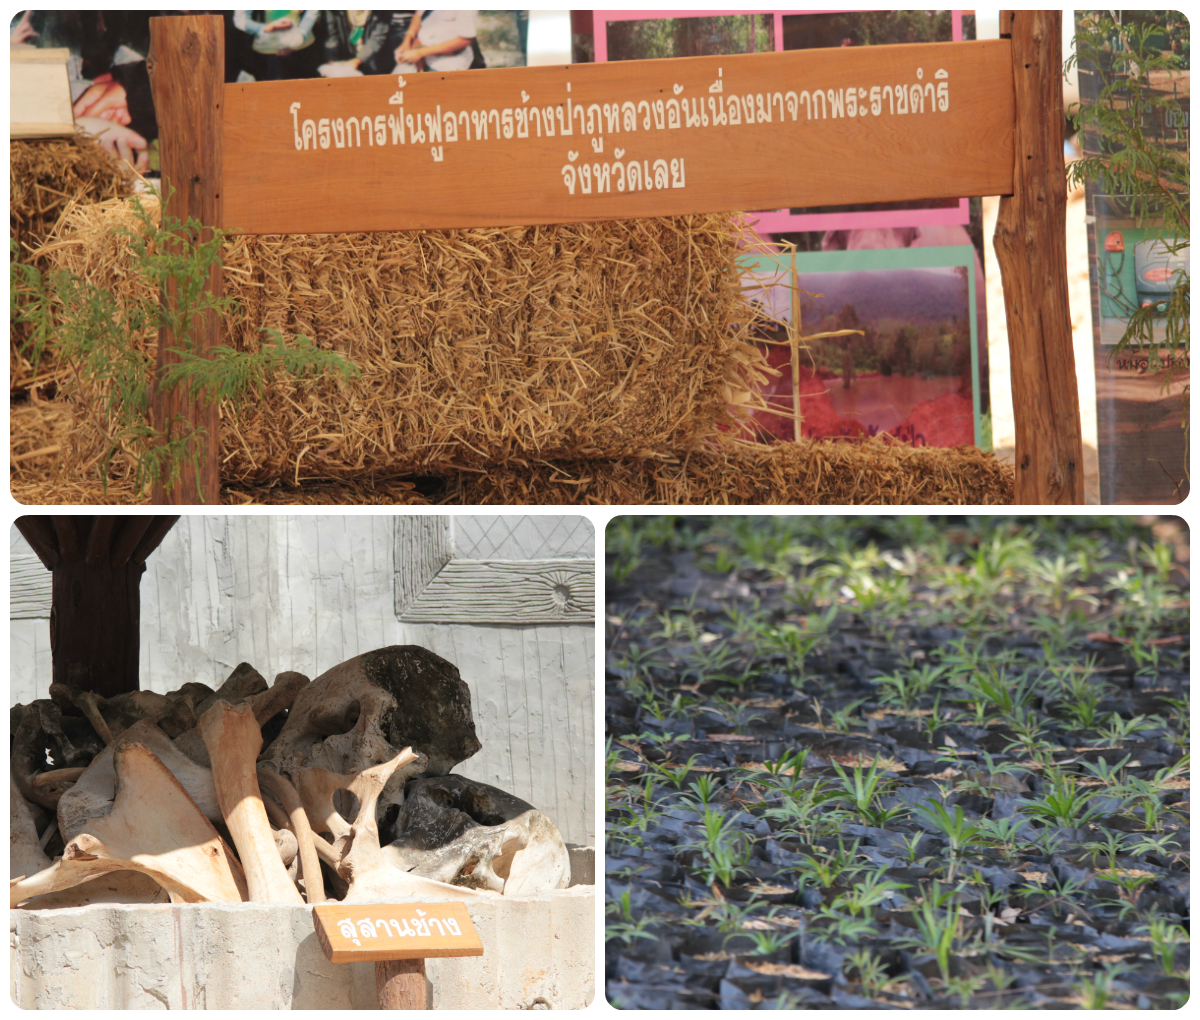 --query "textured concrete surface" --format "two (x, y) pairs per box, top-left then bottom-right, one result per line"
(10, 887), (594, 1009)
